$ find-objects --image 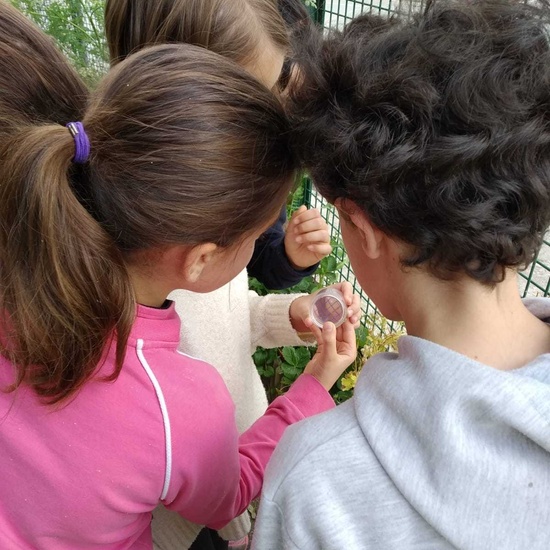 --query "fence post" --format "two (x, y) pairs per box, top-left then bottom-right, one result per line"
(314, 0), (326, 25)
(302, 176), (313, 207)
(305, 0), (326, 26)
